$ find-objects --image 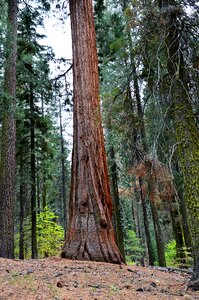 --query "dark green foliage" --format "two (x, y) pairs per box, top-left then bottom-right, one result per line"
(125, 230), (145, 264)
(13, 1), (71, 258)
